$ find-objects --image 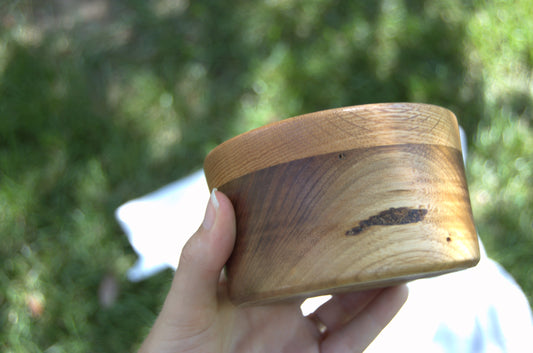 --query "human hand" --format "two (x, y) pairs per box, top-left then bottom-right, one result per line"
(138, 190), (408, 353)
